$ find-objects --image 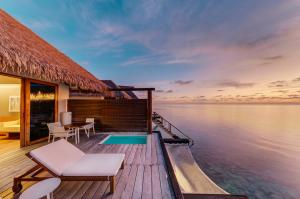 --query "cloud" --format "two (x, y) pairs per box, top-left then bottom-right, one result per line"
(288, 94), (300, 98)
(272, 90), (289, 94)
(263, 55), (284, 61)
(268, 80), (289, 88)
(155, 89), (173, 93)
(28, 20), (54, 30)
(241, 34), (276, 49)
(215, 80), (255, 88)
(214, 95), (223, 98)
(121, 54), (167, 66)
(268, 77), (300, 89)
(292, 77), (300, 82)
(173, 80), (194, 85)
